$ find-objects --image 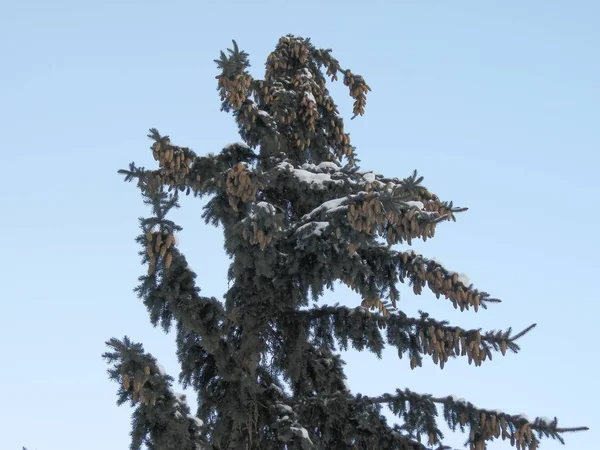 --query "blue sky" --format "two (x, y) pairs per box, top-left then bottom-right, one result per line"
(1, 1), (598, 449)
